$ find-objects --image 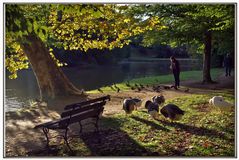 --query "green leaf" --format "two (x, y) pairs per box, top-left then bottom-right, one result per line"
(27, 20), (32, 33)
